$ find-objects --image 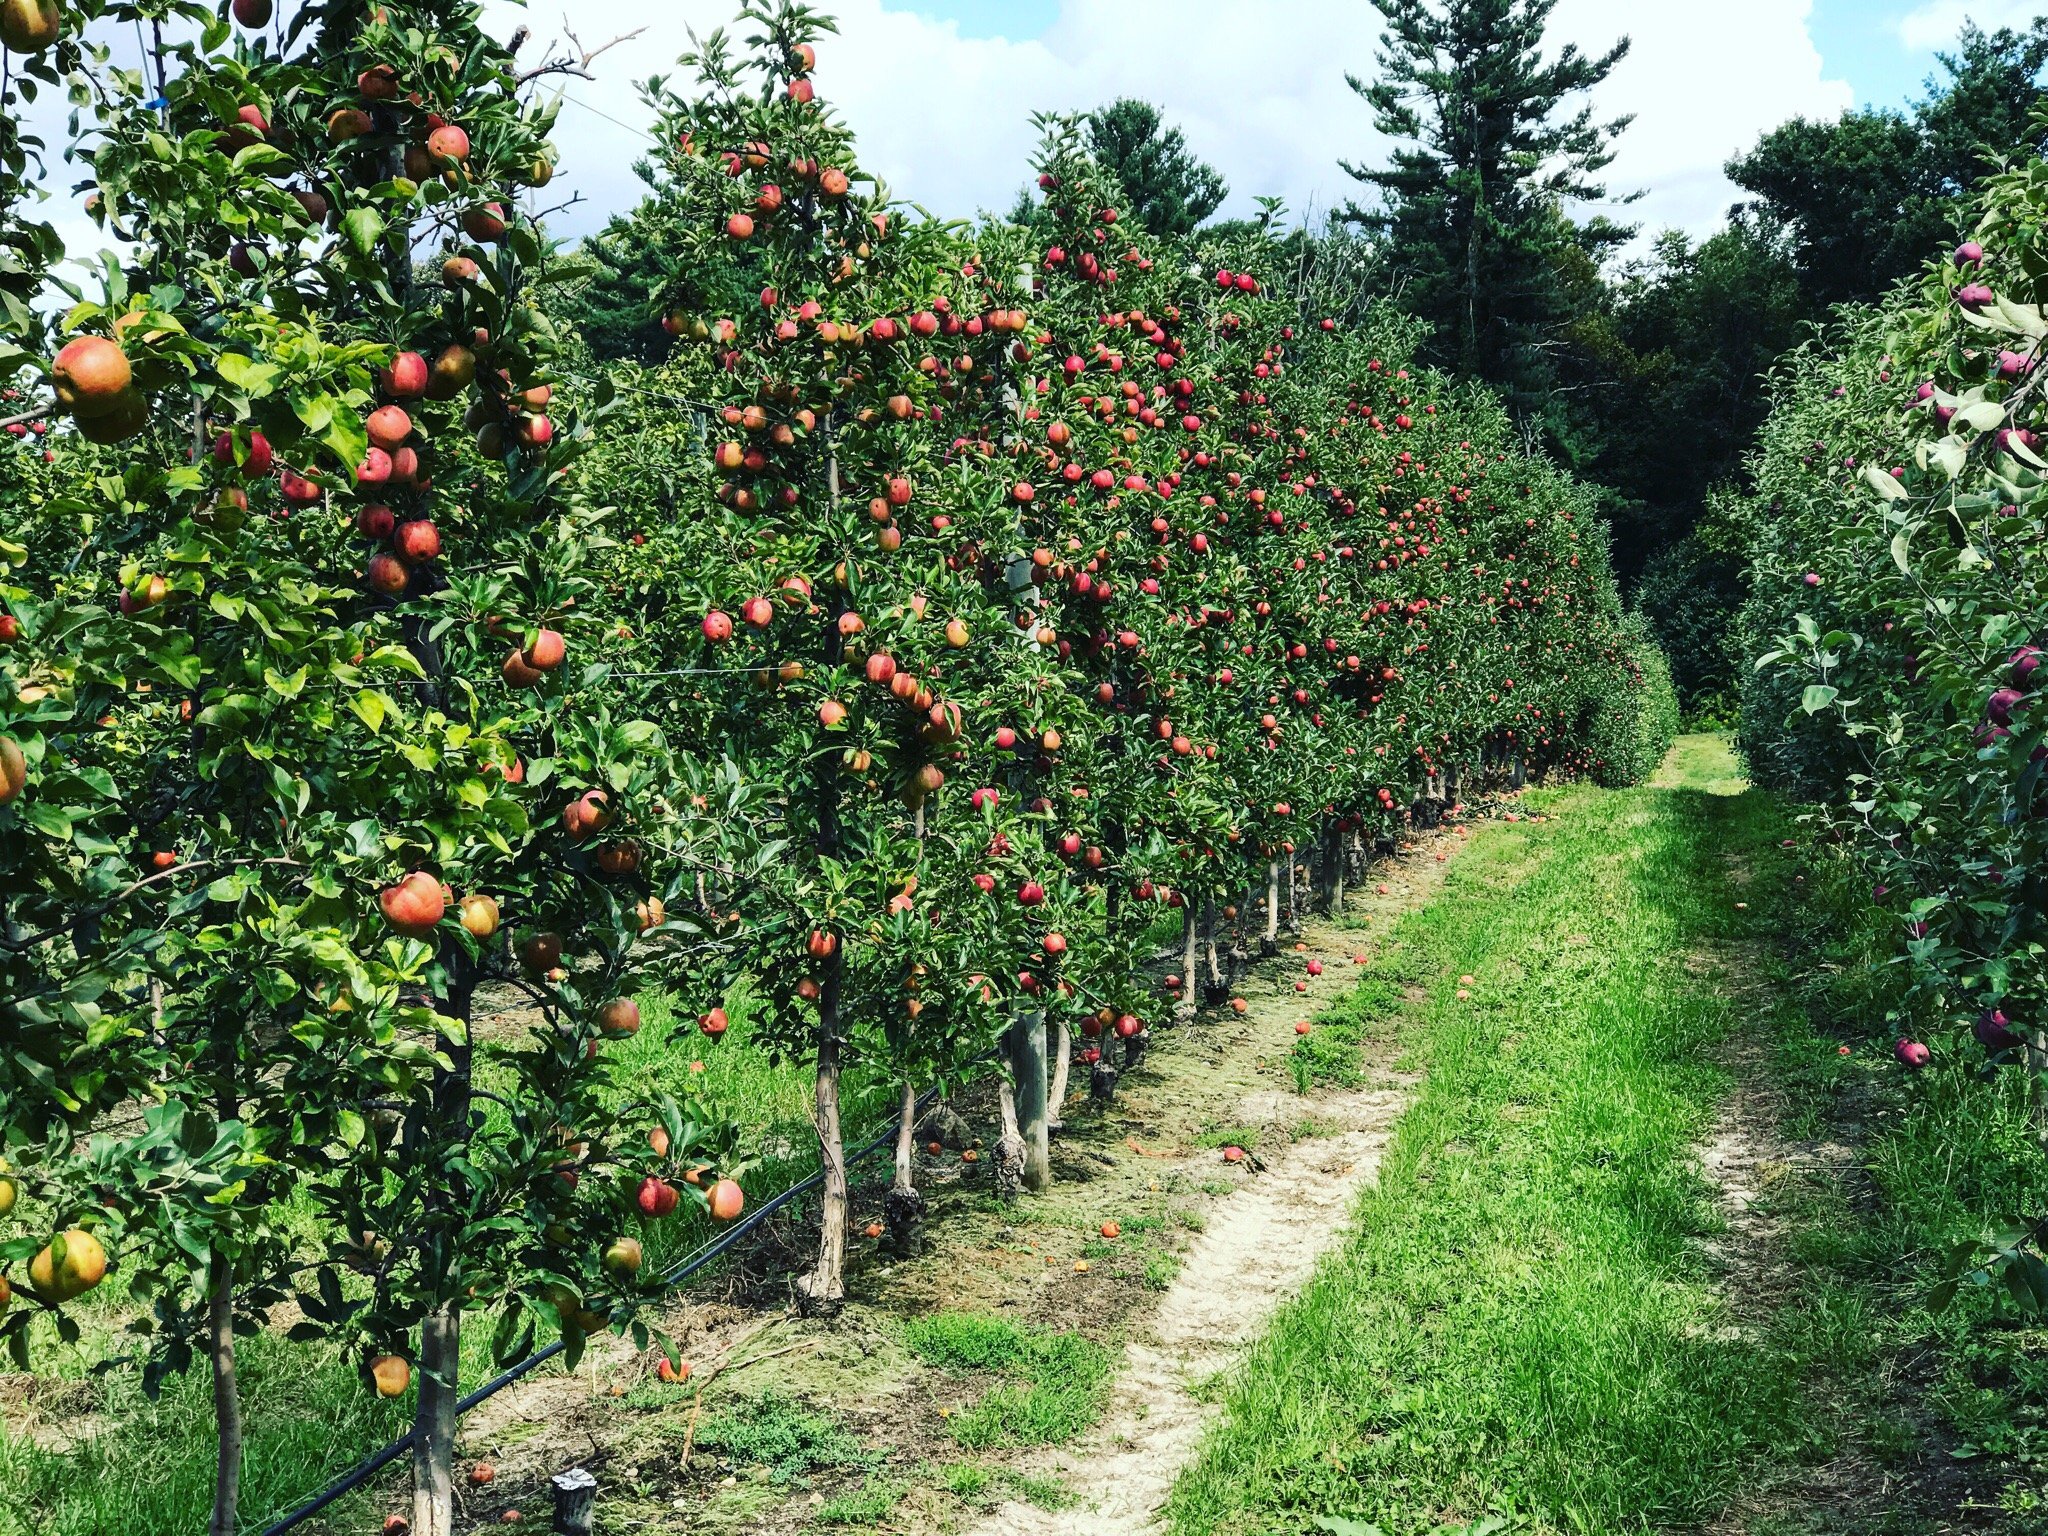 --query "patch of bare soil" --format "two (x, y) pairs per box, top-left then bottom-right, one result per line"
(413, 819), (1482, 1536)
